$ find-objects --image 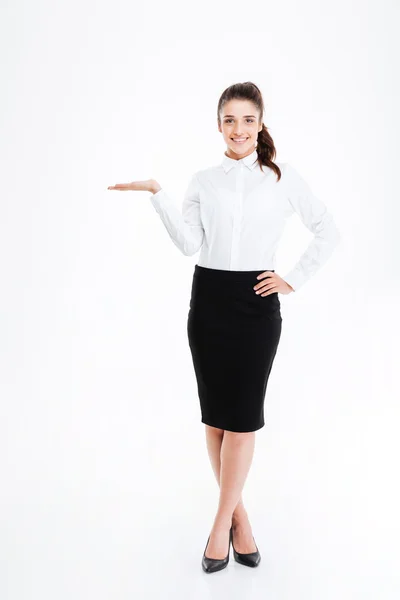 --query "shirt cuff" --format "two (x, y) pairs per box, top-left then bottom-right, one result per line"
(281, 270), (307, 292)
(150, 188), (164, 199)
